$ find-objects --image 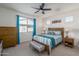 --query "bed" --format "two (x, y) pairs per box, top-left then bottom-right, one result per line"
(32, 28), (64, 55)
